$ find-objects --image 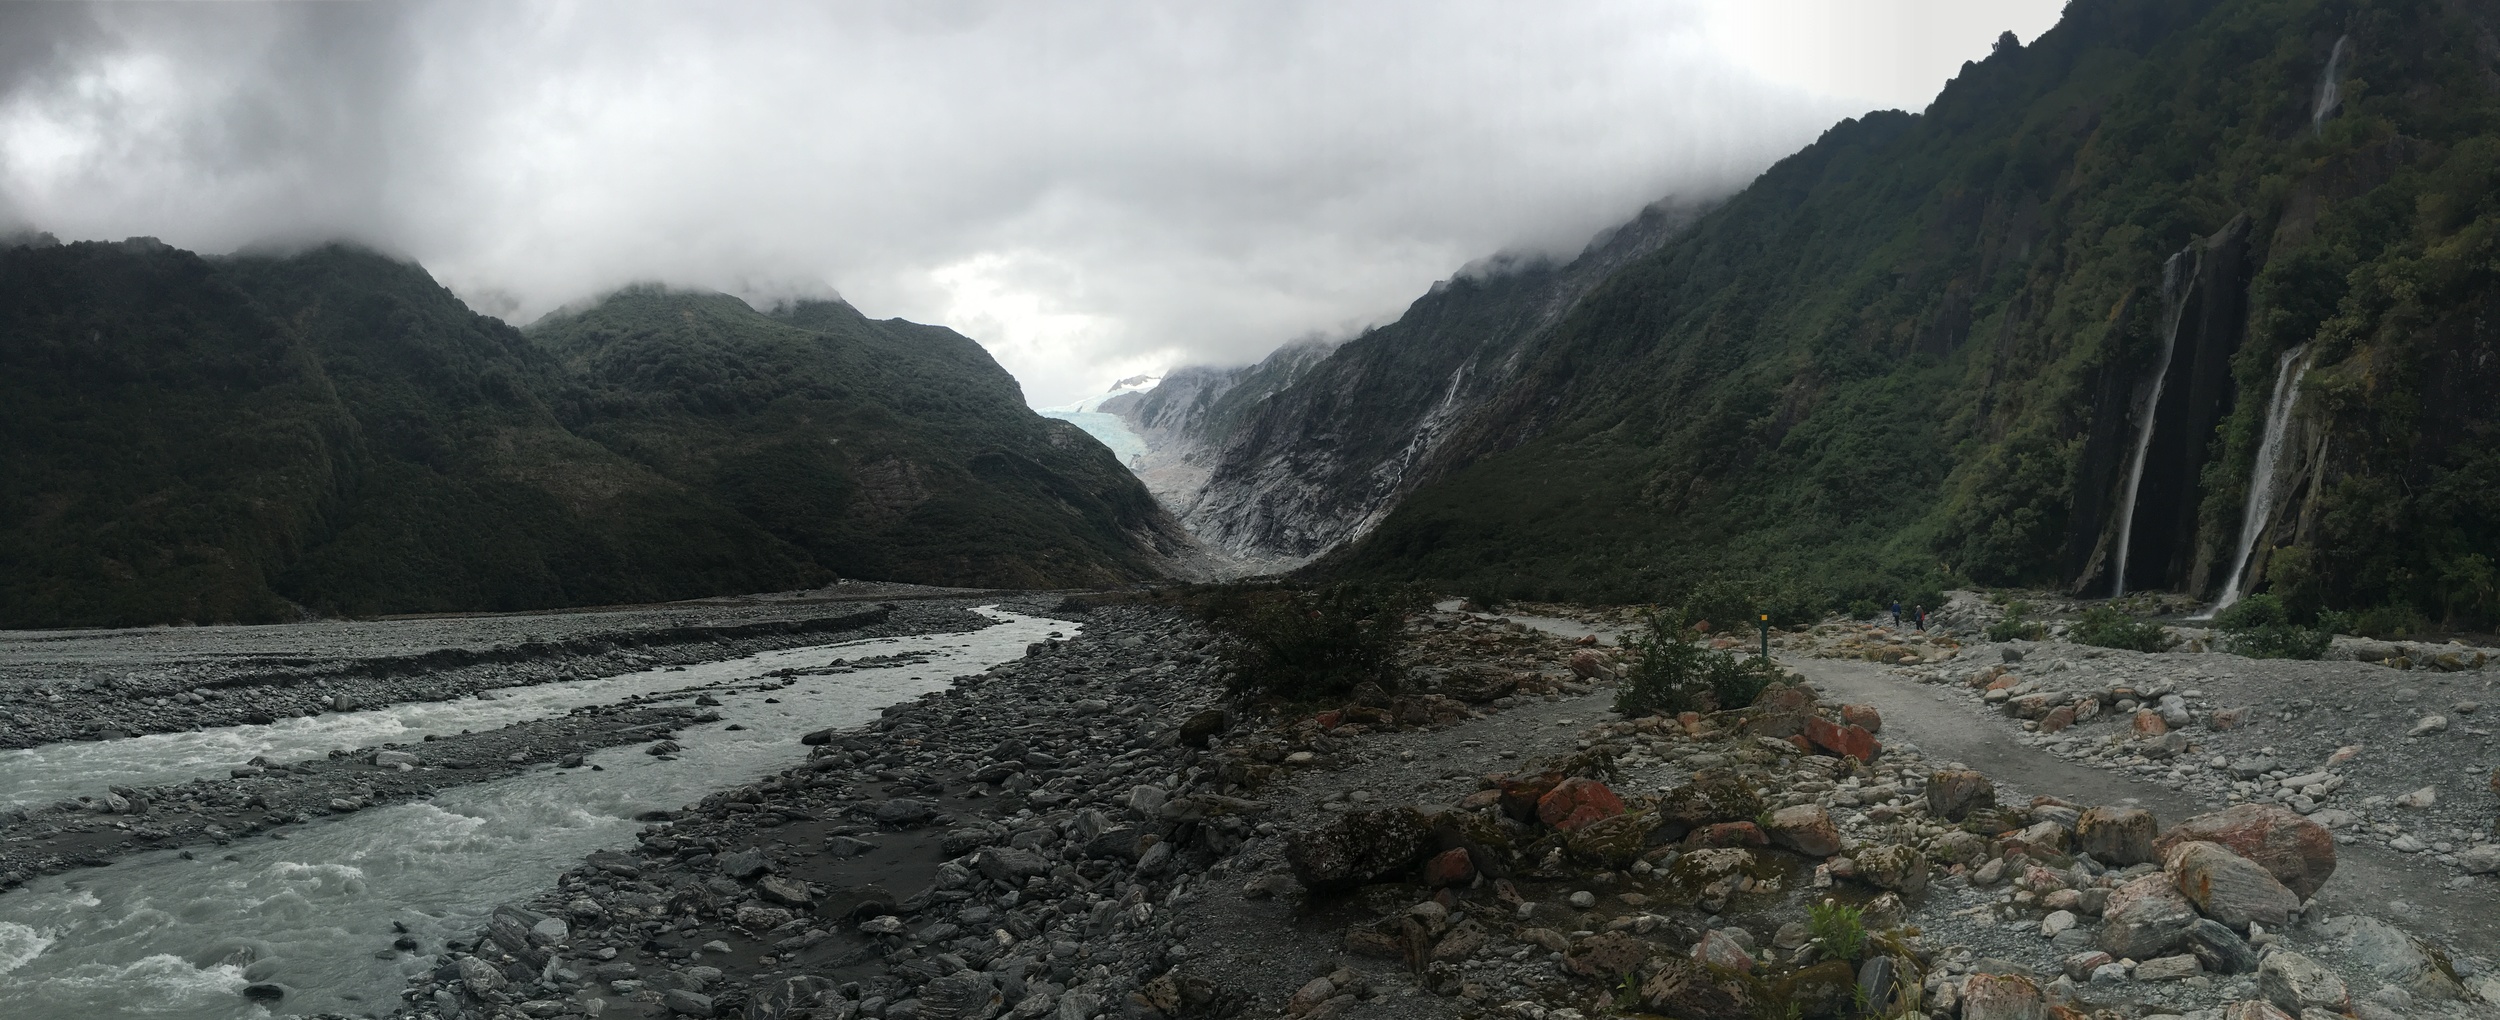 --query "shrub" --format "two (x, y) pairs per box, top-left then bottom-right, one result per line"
(1199, 582), (1423, 702)
(2213, 593), (2343, 660)
(1612, 610), (1775, 717)
(2347, 603), (2428, 640)
(1807, 899), (1867, 962)
(2070, 606), (2169, 652)
(1847, 598), (1879, 620)
(1985, 600), (2046, 642)
(1682, 572), (1833, 628)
